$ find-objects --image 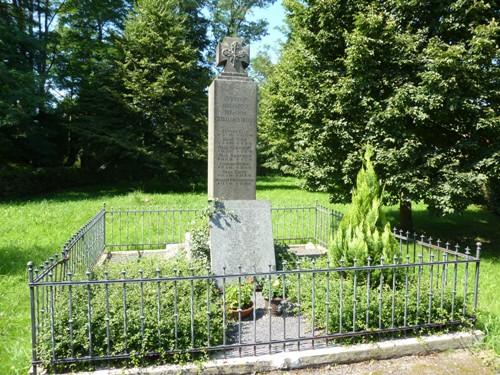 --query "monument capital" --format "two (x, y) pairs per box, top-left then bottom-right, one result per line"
(216, 37), (250, 74)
